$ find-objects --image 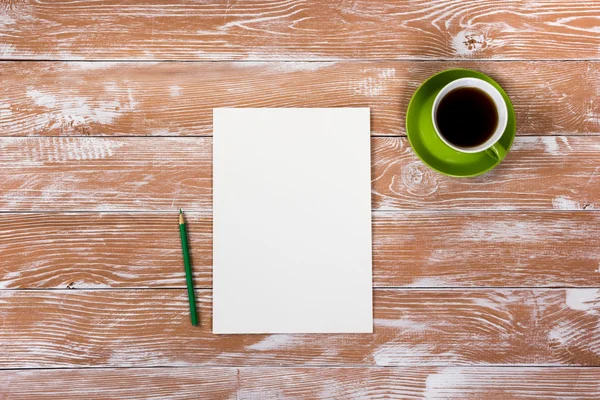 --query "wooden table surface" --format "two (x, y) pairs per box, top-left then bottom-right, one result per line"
(1, 1), (600, 399)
